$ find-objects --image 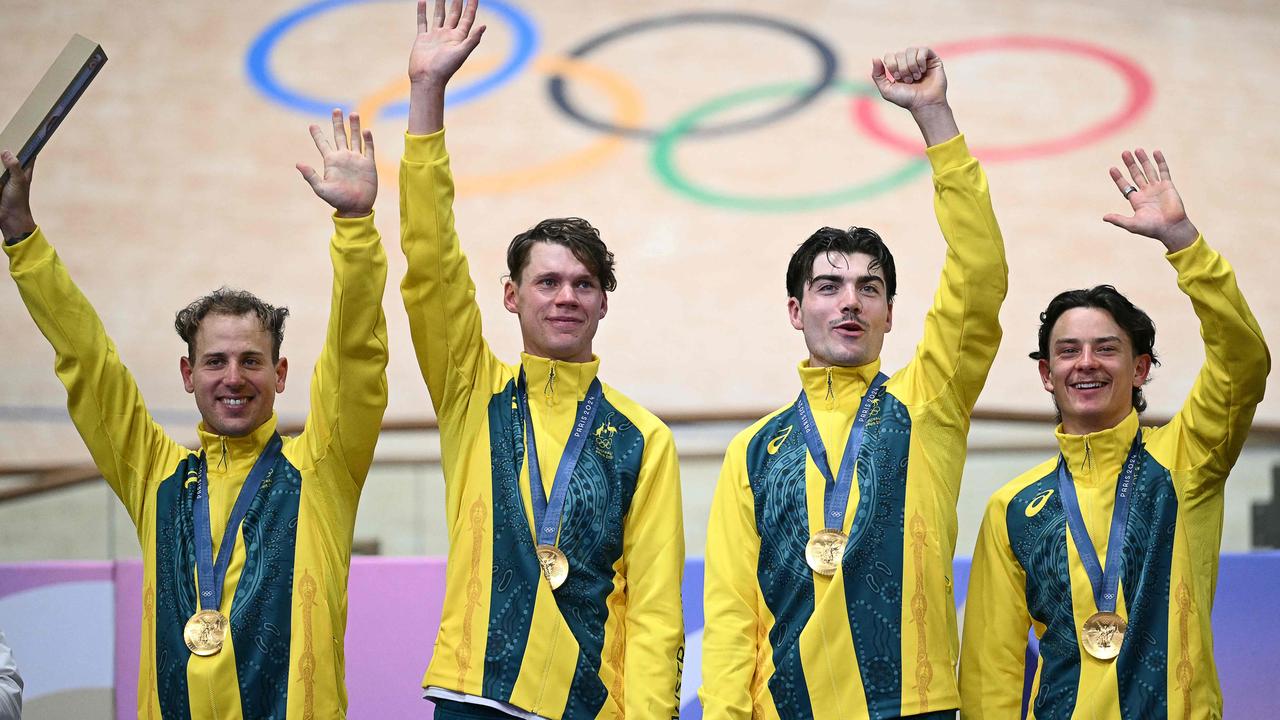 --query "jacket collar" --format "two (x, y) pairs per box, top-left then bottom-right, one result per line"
(1054, 410), (1141, 486)
(796, 358), (883, 412)
(197, 414), (280, 471)
(520, 352), (601, 407)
